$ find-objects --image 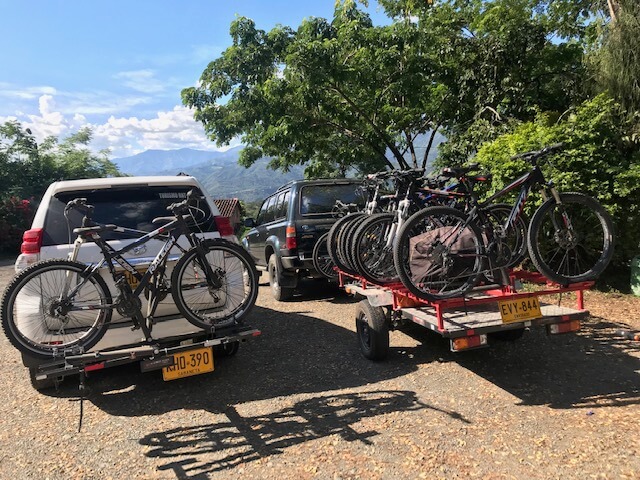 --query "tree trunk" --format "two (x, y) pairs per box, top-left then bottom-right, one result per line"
(608, 0), (620, 23)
